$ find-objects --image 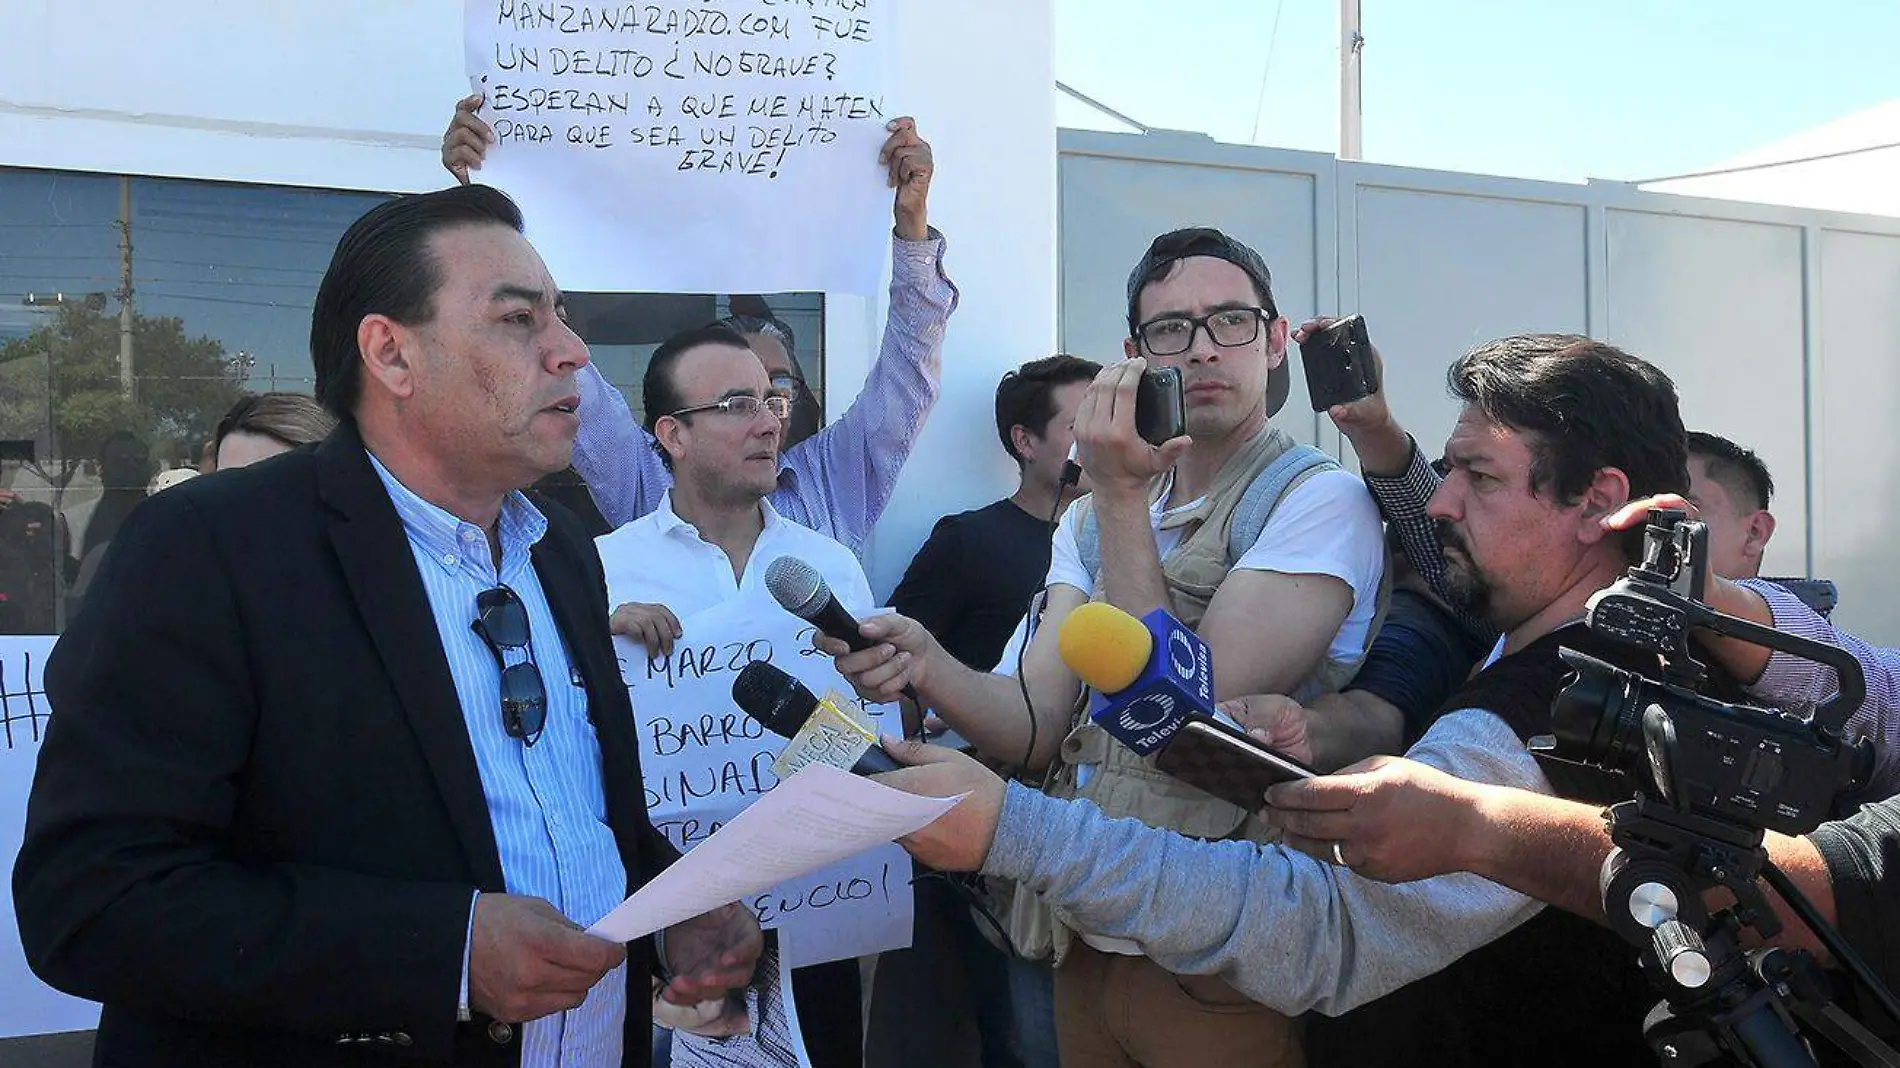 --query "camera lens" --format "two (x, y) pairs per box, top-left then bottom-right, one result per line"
(1552, 649), (1644, 770)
